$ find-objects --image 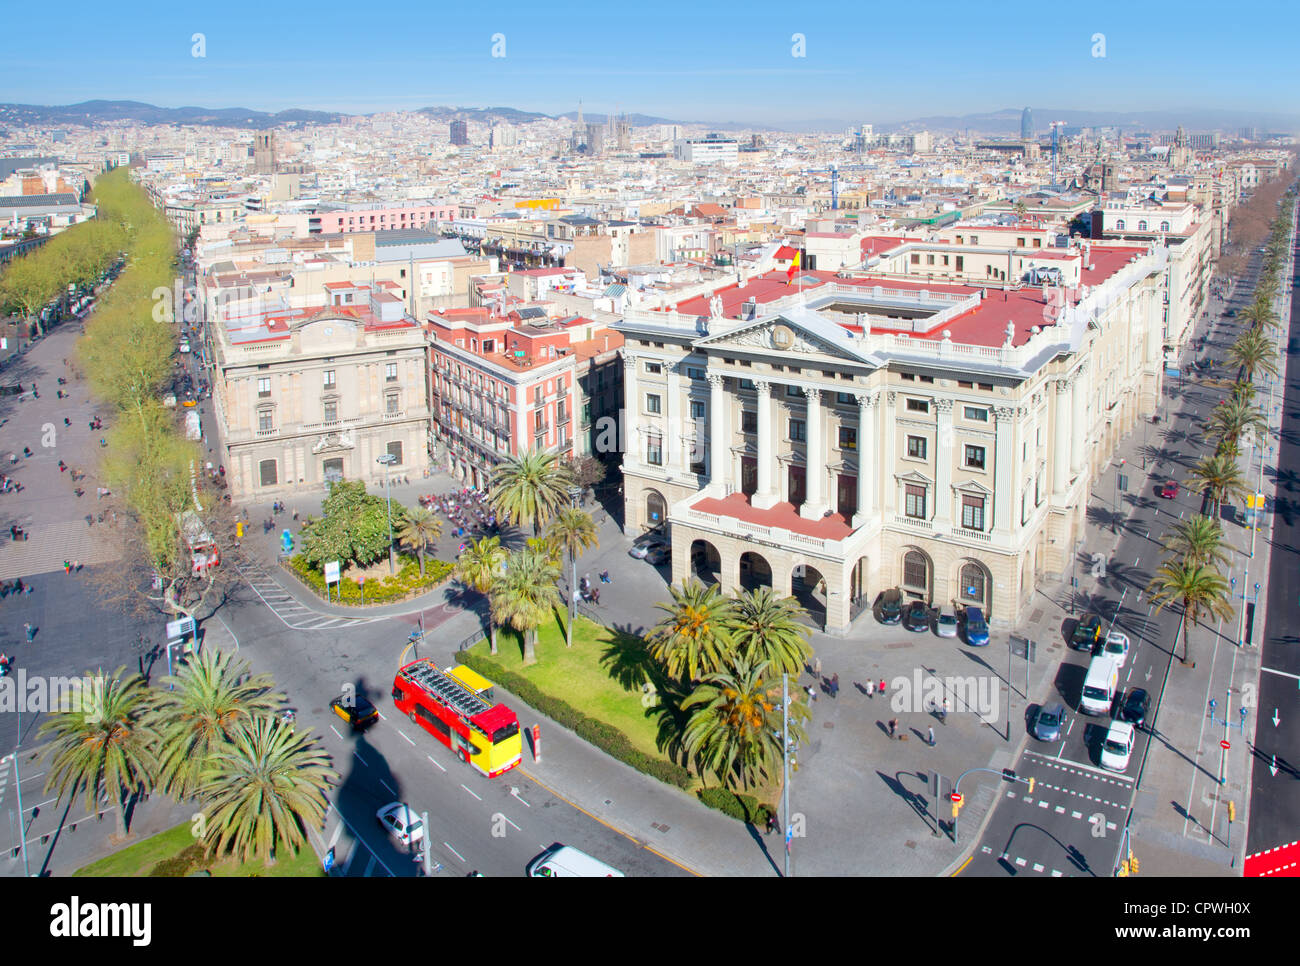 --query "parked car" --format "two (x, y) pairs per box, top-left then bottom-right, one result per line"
(1102, 630), (1130, 668)
(877, 589), (903, 625)
(963, 606), (990, 646)
(1070, 613), (1102, 650)
(376, 802), (424, 847)
(903, 600), (930, 632)
(1158, 480), (1179, 499)
(1118, 688), (1151, 727)
(1100, 720), (1135, 772)
(935, 610), (959, 638)
(642, 544), (671, 565)
(628, 539), (667, 560)
(1032, 703), (1067, 742)
(330, 693), (379, 730)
